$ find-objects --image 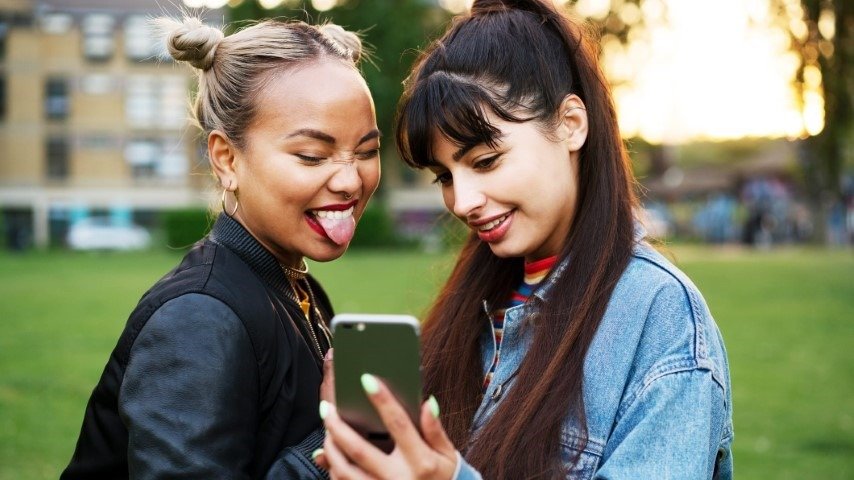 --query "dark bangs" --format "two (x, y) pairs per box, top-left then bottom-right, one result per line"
(396, 72), (525, 169)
